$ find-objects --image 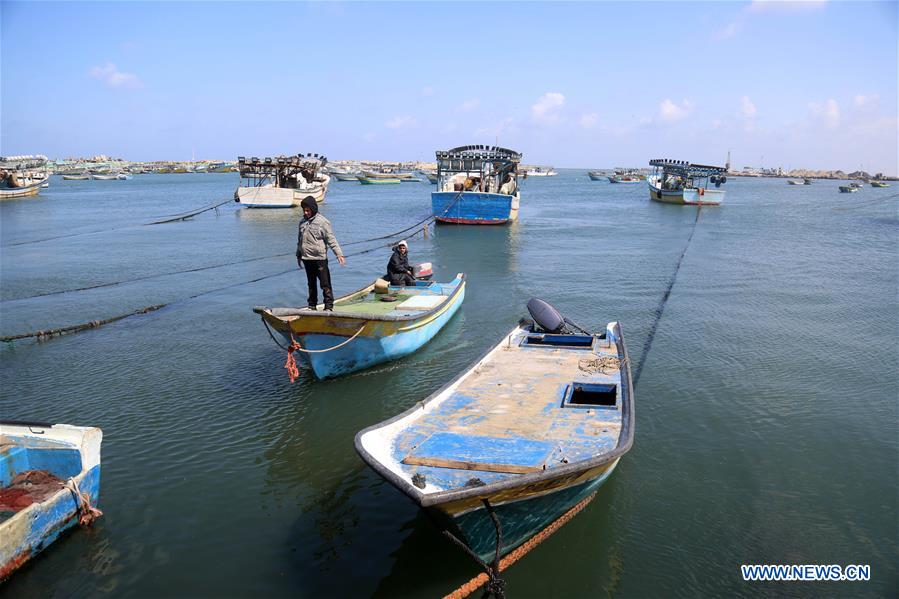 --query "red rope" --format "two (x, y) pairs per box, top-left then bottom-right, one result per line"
(284, 341), (301, 383)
